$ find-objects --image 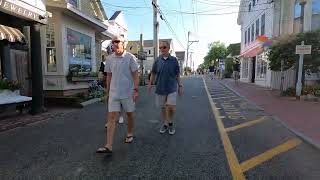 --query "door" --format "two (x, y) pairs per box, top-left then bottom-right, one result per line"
(11, 50), (29, 96)
(251, 57), (256, 83)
